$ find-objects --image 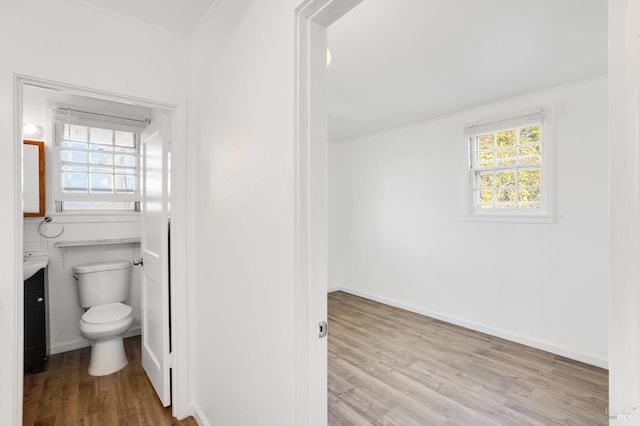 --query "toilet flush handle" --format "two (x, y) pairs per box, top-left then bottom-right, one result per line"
(132, 258), (143, 267)
(73, 273), (79, 280)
